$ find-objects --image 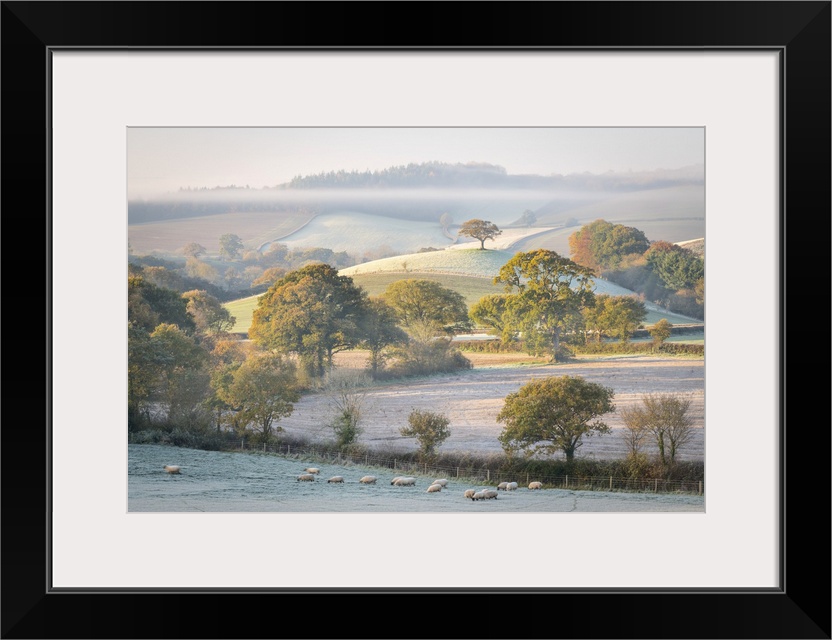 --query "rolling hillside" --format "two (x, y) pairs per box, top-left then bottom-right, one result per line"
(224, 245), (702, 334)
